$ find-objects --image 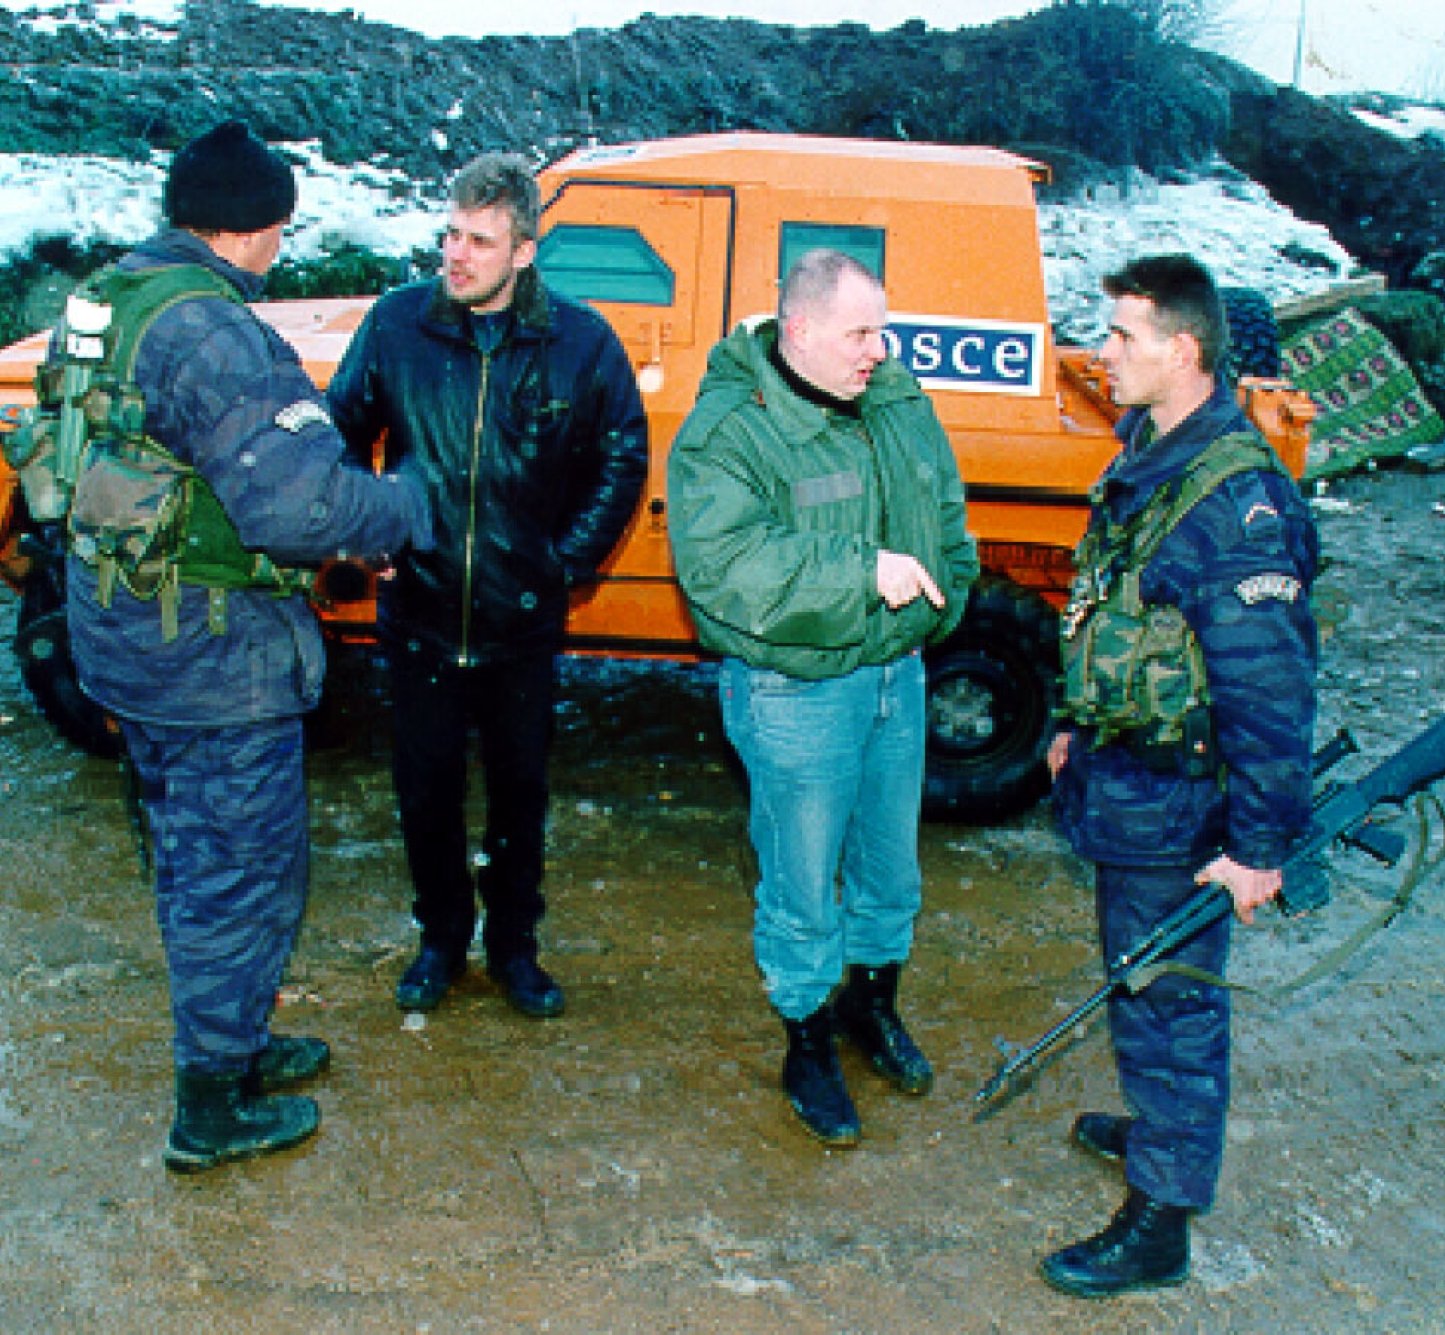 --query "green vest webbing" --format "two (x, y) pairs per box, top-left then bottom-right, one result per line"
(69, 264), (312, 640)
(1062, 430), (1291, 747)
